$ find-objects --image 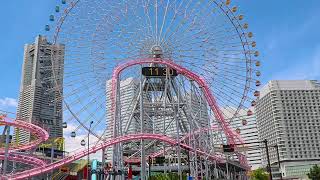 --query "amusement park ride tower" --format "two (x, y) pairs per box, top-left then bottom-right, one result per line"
(107, 46), (215, 178)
